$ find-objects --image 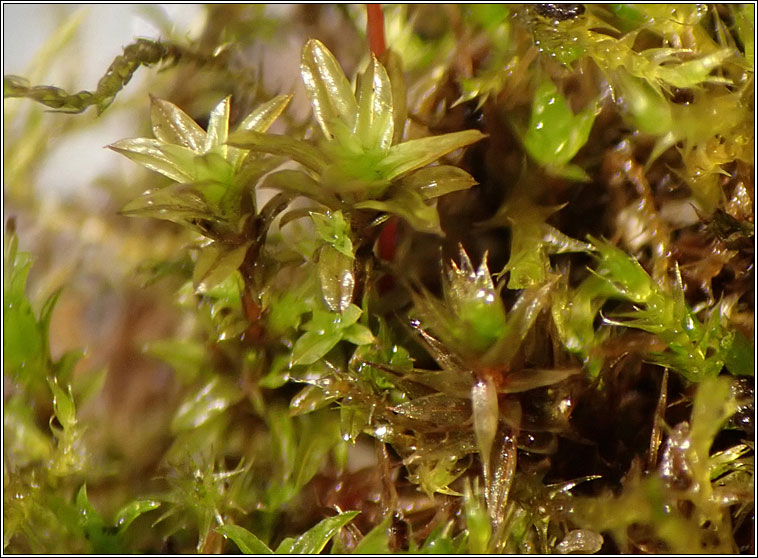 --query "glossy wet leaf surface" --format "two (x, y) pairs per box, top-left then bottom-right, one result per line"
(522, 80), (599, 179)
